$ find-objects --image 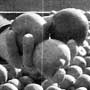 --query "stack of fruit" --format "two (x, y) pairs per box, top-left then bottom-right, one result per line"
(0, 8), (90, 90)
